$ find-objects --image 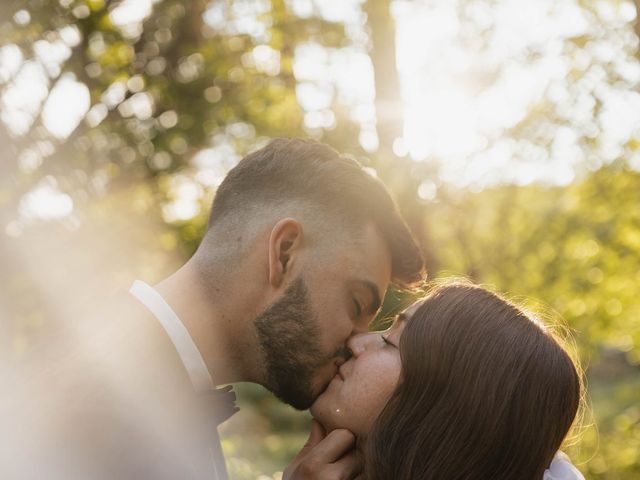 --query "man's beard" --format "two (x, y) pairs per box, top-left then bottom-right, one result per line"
(254, 277), (328, 410)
